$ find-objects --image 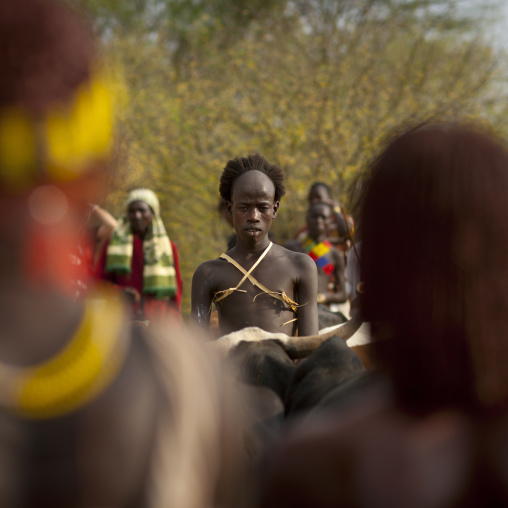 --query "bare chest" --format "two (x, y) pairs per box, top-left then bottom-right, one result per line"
(216, 253), (298, 293)
(212, 257), (299, 335)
